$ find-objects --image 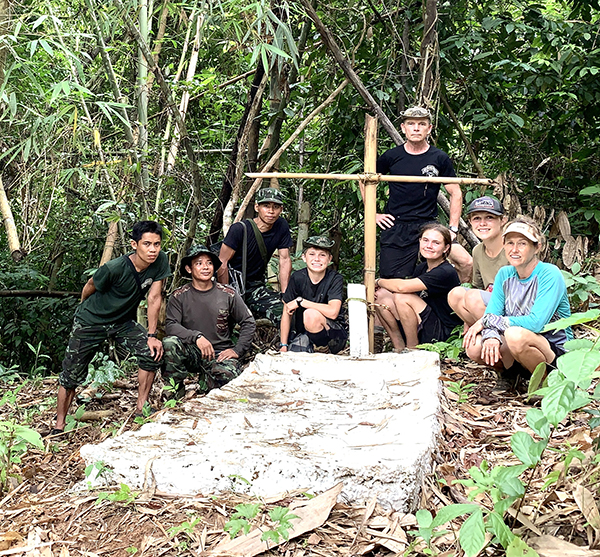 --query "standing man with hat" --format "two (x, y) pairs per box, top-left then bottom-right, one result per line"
(280, 236), (348, 354)
(162, 245), (256, 399)
(217, 187), (293, 325)
(361, 106), (472, 282)
(449, 196), (508, 330)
